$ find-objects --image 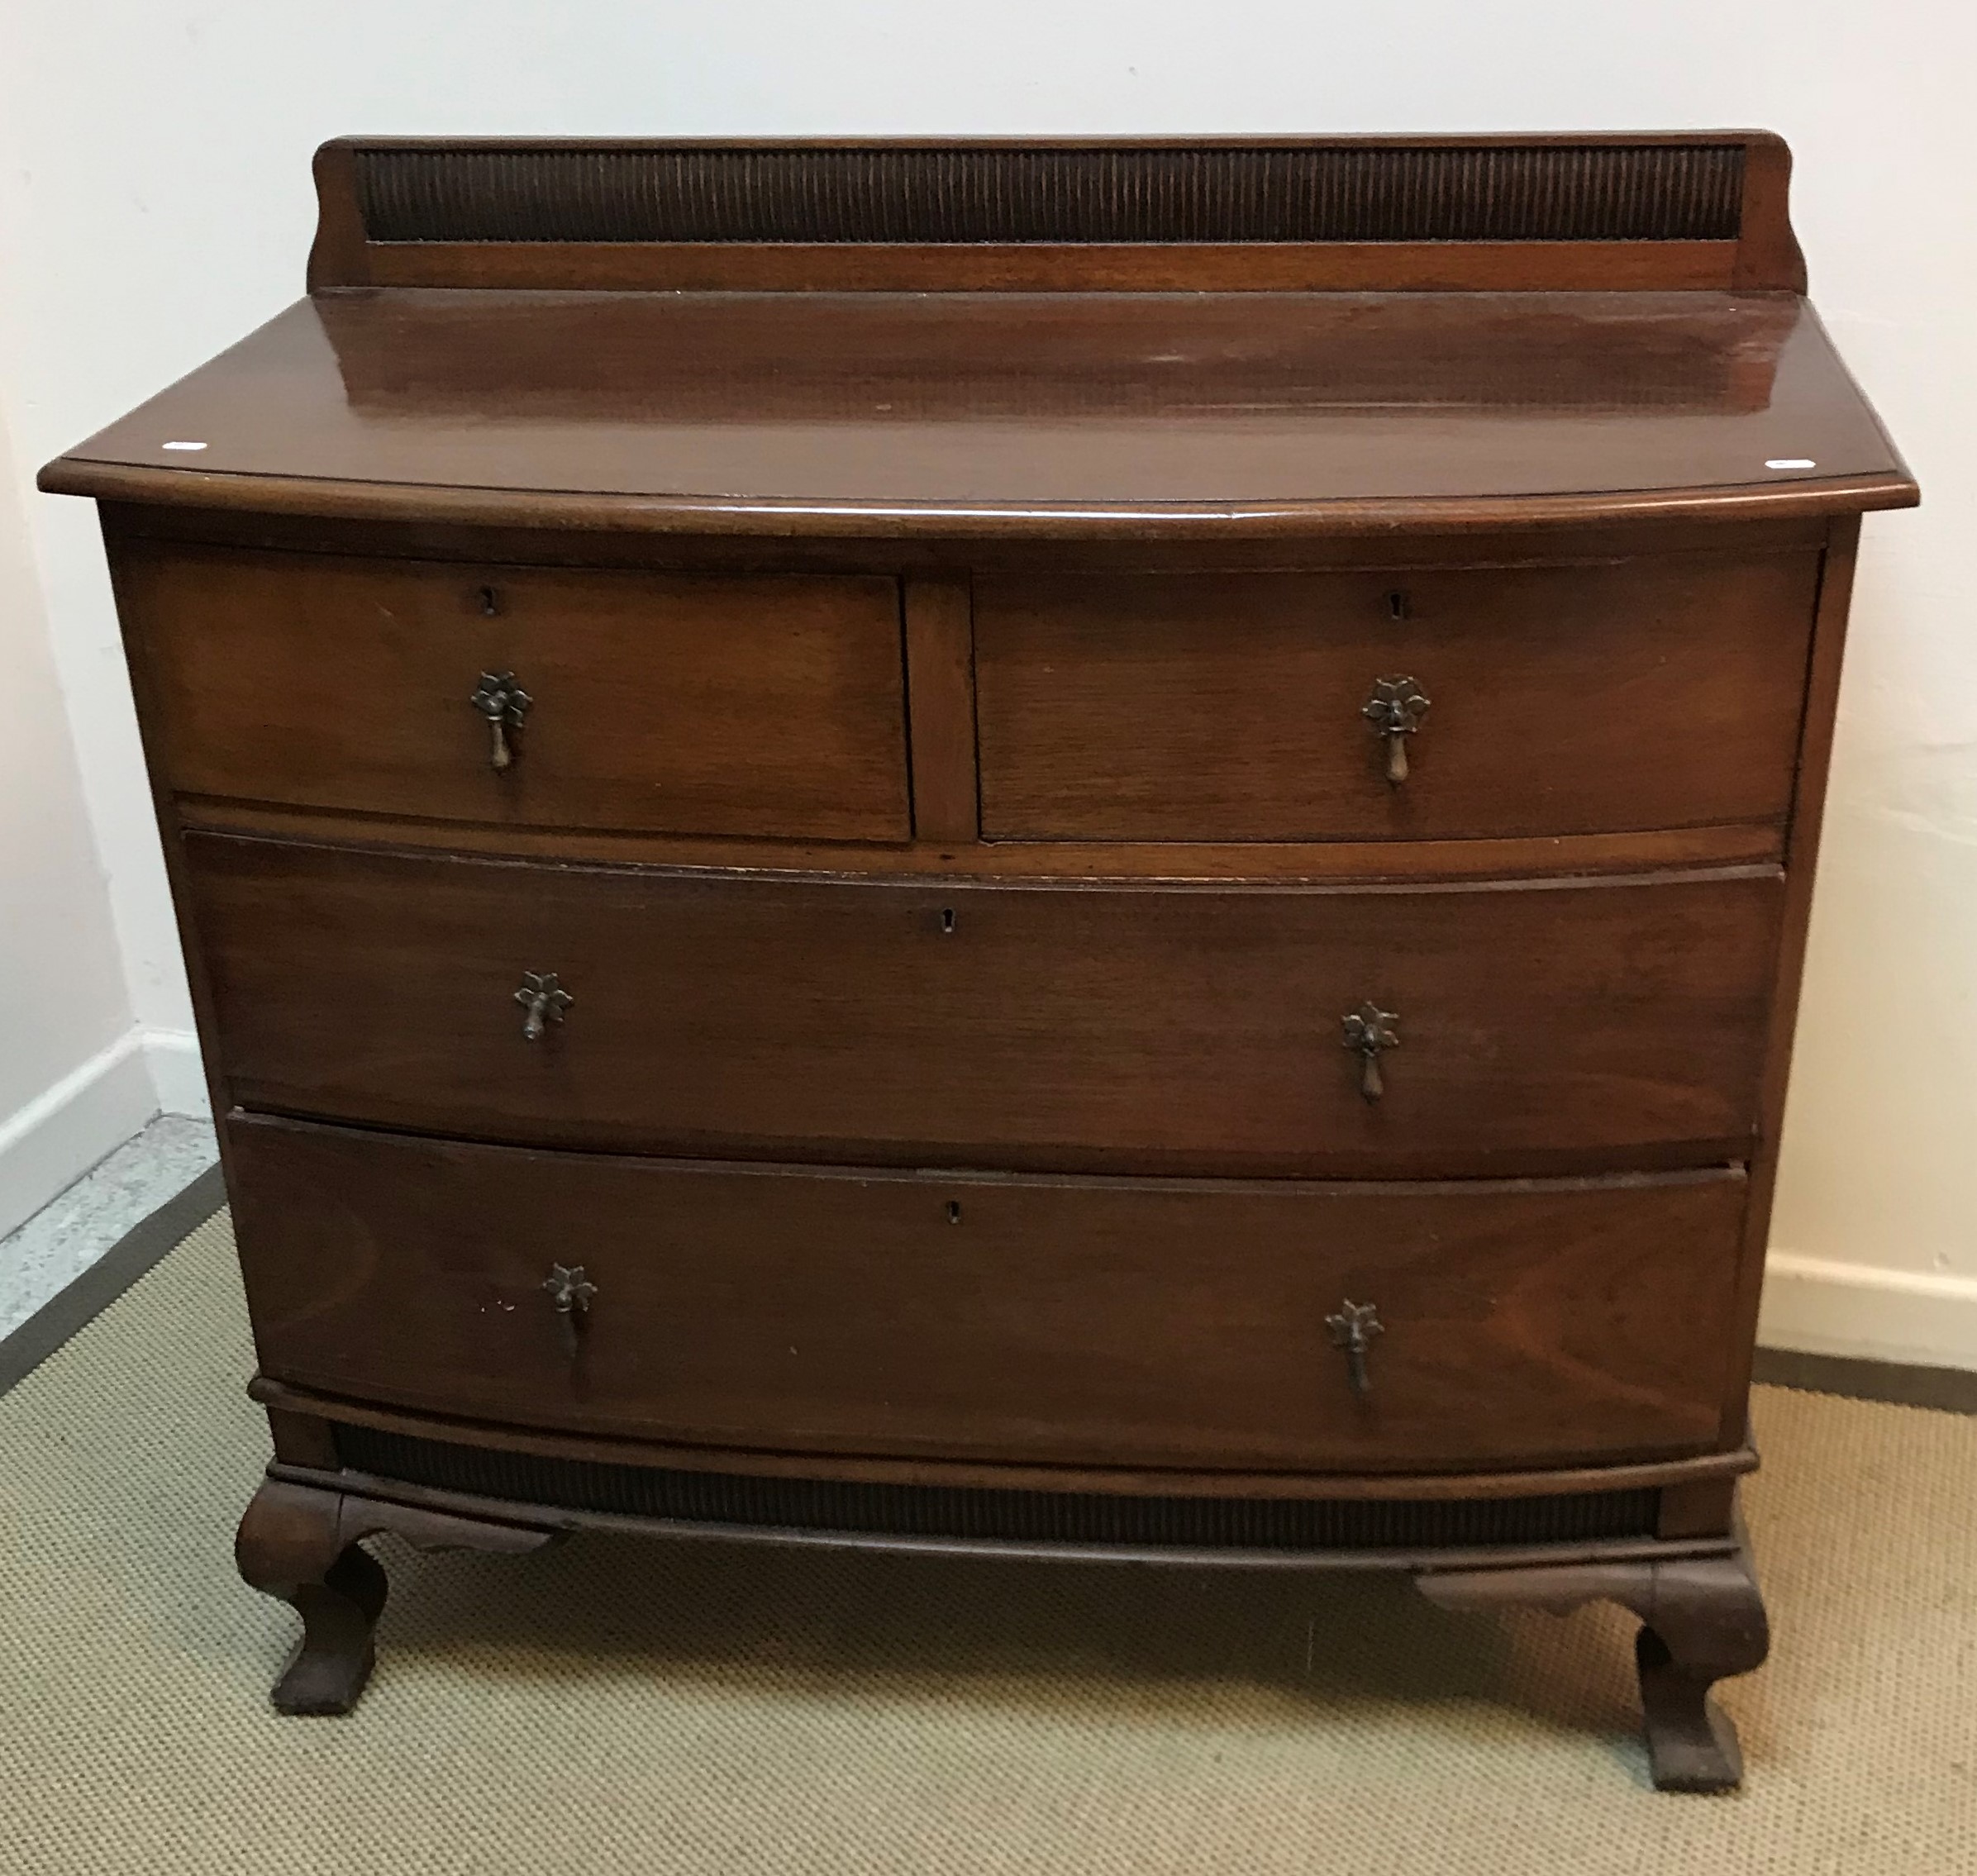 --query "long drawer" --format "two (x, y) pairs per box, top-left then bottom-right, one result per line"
(117, 545), (911, 841)
(188, 835), (1780, 1175)
(228, 1115), (1745, 1472)
(975, 555), (1819, 843)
